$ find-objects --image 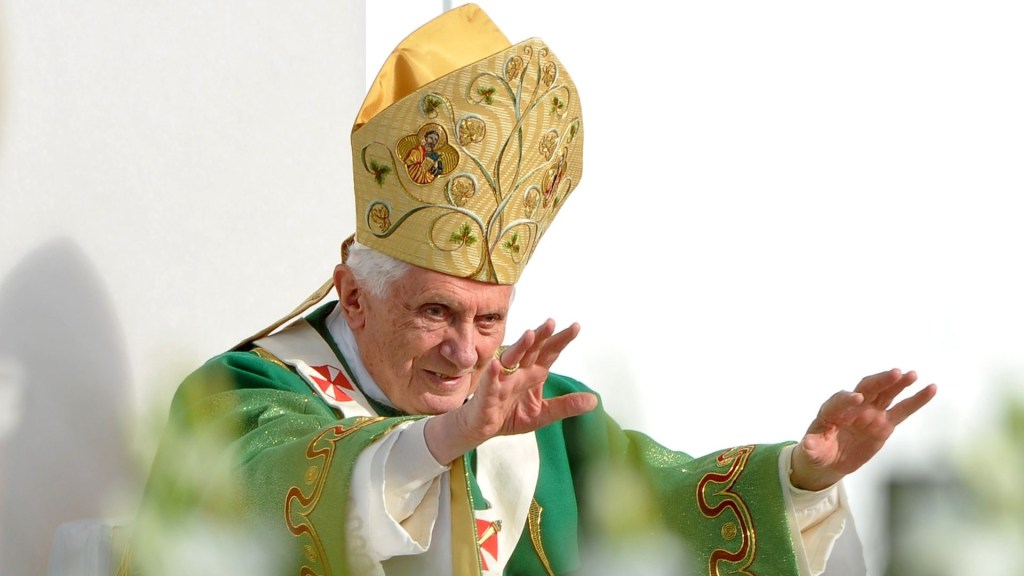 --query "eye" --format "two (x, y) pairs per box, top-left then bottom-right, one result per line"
(422, 304), (448, 320)
(476, 313), (504, 330)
